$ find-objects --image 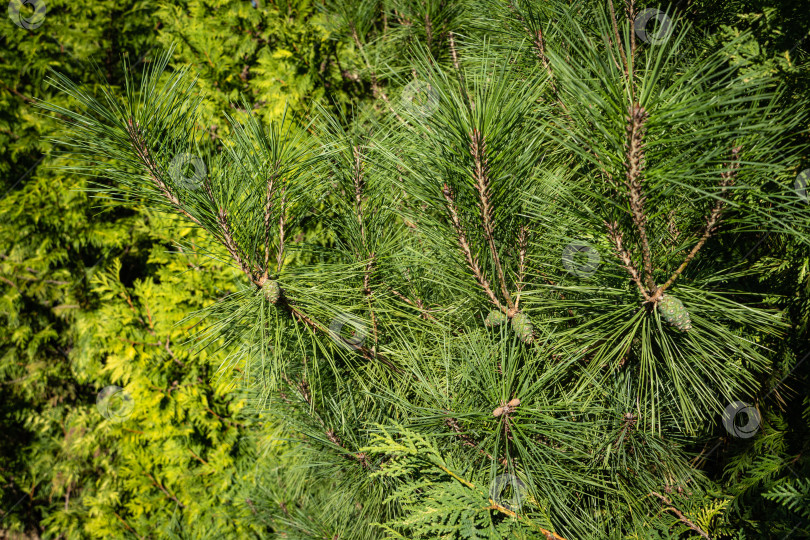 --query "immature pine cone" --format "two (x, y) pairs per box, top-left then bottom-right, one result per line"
(510, 312), (534, 343)
(484, 309), (508, 327)
(657, 294), (692, 332)
(262, 280), (281, 304)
